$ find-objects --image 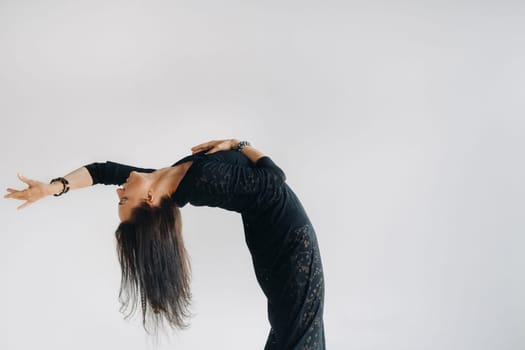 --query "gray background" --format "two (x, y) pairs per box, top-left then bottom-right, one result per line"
(2, 0), (524, 349)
